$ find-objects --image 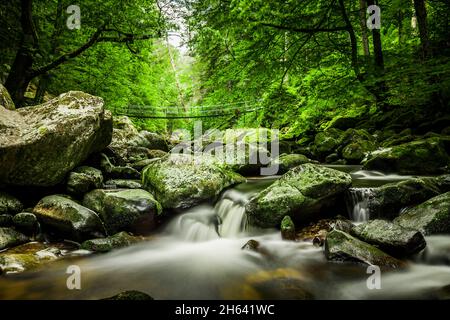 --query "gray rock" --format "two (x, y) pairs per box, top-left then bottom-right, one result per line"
(245, 164), (352, 228)
(352, 219), (426, 256)
(324, 230), (404, 268)
(33, 195), (105, 241)
(394, 192), (450, 235)
(142, 153), (245, 209)
(0, 227), (28, 250)
(83, 189), (162, 234)
(81, 231), (144, 252)
(12, 212), (39, 234)
(0, 192), (23, 214)
(0, 91), (112, 187)
(67, 166), (103, 195)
